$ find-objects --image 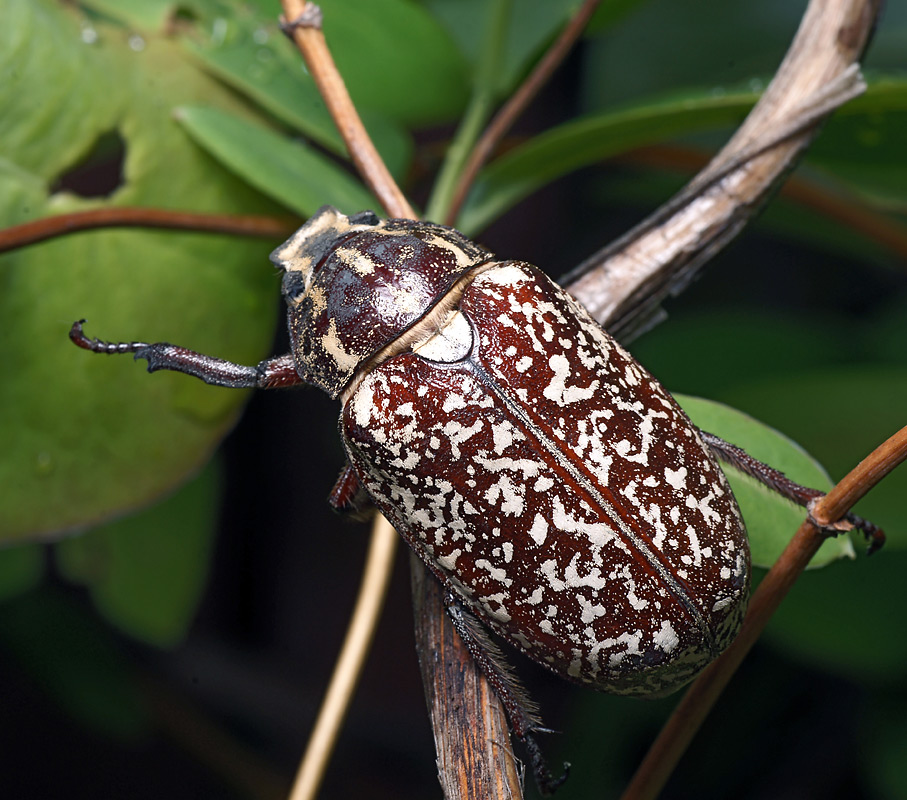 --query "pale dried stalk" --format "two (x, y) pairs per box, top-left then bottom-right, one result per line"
(565, 0), (882, 337)
(288, 515), (398, 800)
